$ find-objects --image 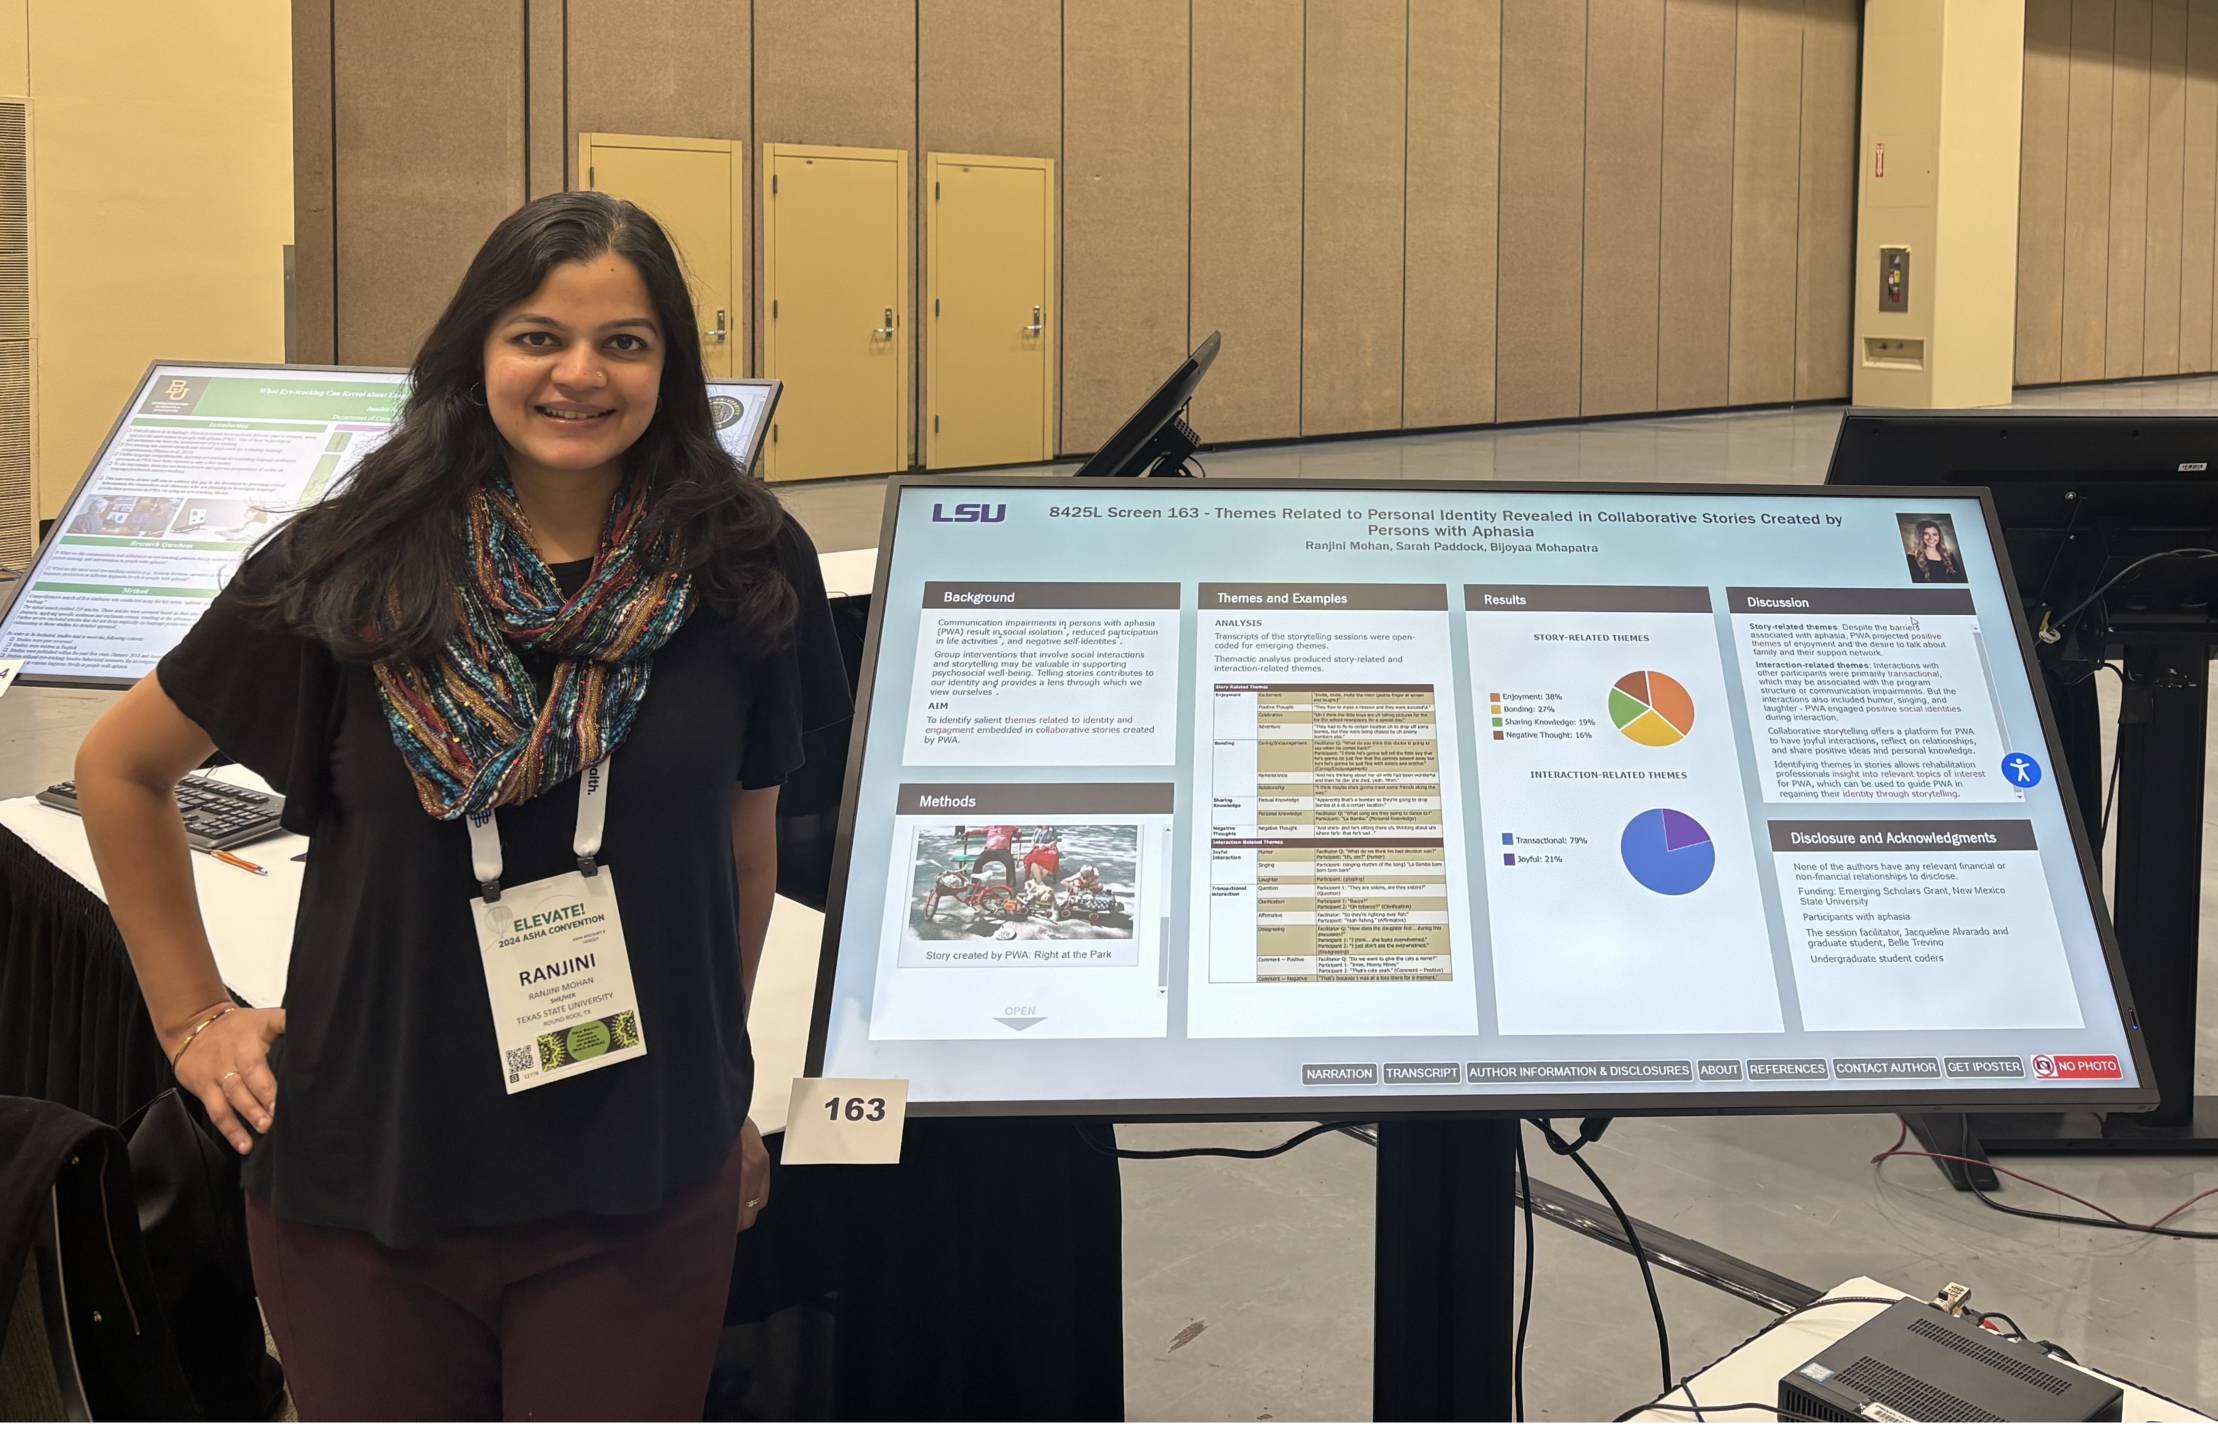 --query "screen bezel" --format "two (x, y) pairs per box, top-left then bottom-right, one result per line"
(806, 473), (2158, 1120)
(707, 377), (782, 476)
(0, 359), (408, 691)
